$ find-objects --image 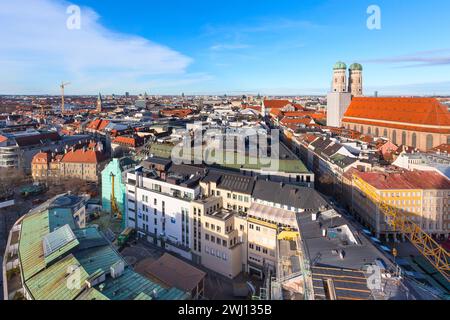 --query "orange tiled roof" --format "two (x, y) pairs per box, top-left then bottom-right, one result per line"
(160, 109), (193, 118)
(343, 97), (450, 133)
(244, 105), (262, 112)
(87, 119), (110, 131)
(431, 144), (450, 153)
(61, 149), (106, 164)
(280, 117), (315, 125)
(355, 170), (450, 190)
(0, 135), (8, 144)
(112, 136), (143, 147)
(264, 100), (303, 110)
(32, 152), (50, 164)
